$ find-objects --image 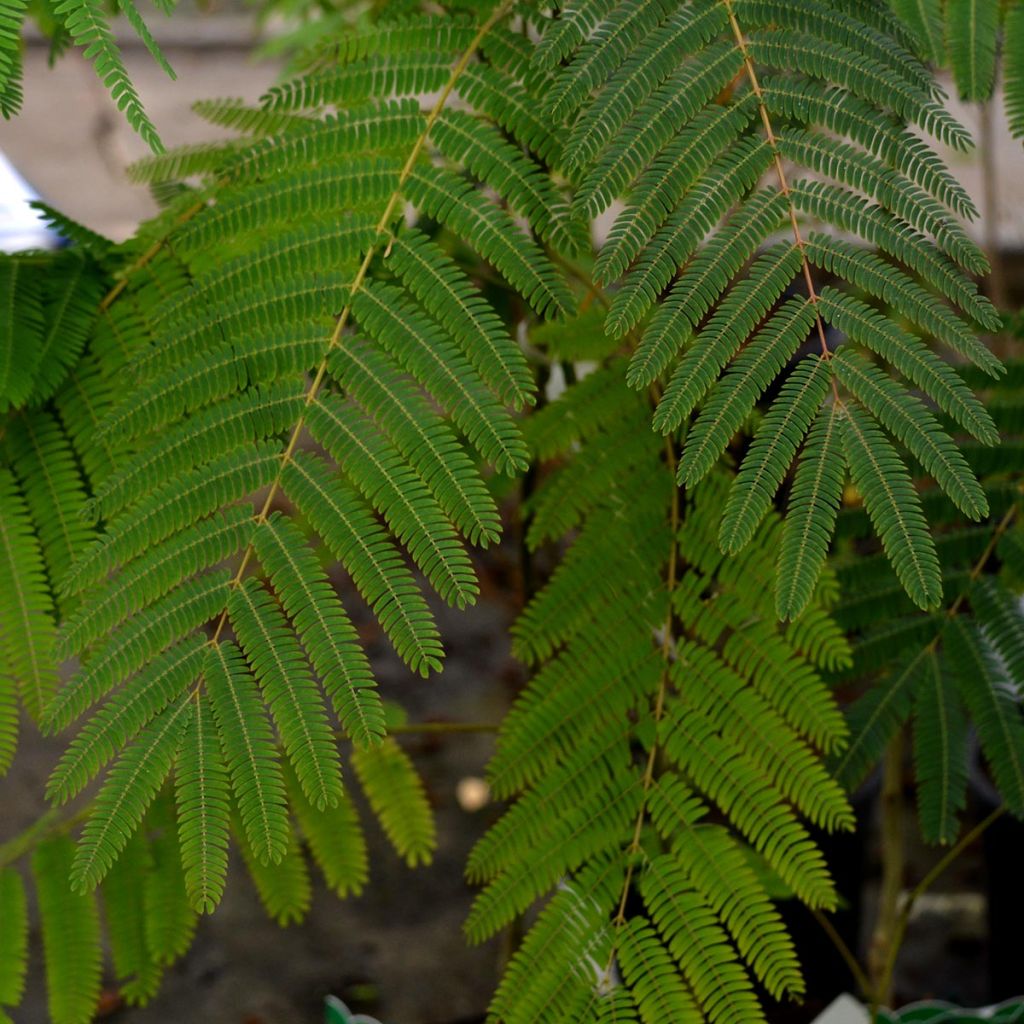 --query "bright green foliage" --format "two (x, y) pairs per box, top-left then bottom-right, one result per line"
(0, 3), (1012, 1022)
(12, 0), (172, 149)
(352, 737), (436, 867)
(470, 342), (851, 1023)
(71, 694), (191, 891)
(945, 0), (998, 99)
(235, 812), (312, 925)
(552, 0), (999, 618)
(776, 403), (846, 620)
(285, 761), (369, 898)
(0, 243), (114, 772)
(43, 7), (572, 927)
(205, 641), (291, 867)
(175, 694), (231, 913)
(0, 869), (27, 1022)
(31, 837), (102, 1024)
(141, 795), (198, 964)
(841, 404), (942, 612)
(0, 468), (57, 757)
(102, 832), (165, 1005)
